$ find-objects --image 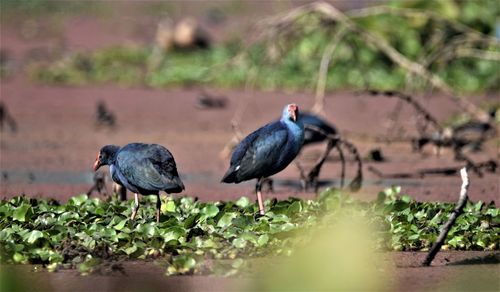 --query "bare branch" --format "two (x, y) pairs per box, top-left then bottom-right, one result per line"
(260, 1), (492, 121)
(312, 26), (348, 115)
(304, 124), (363, 191)
(423, 168), (470, 266)
(367, 90), (443, 132)
(455, 48), (500, 61)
